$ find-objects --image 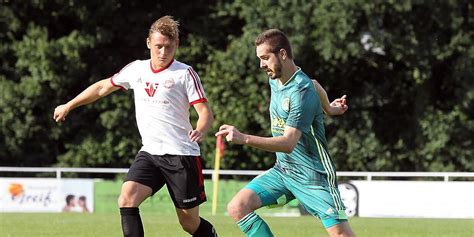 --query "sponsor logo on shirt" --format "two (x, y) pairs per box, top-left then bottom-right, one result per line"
(145, 82), (159, 97)
(271, 115), (285, 134)
(140, 98), (170, 105)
